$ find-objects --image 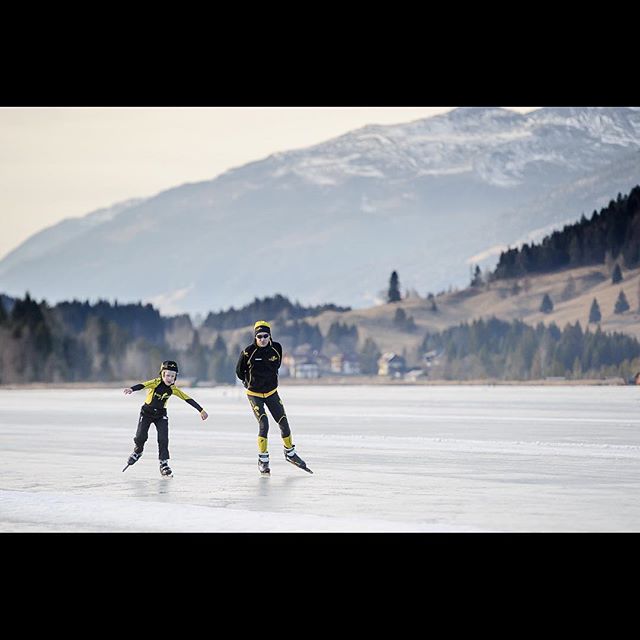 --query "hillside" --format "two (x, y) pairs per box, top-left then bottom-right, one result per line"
(214, 262), (640, 368)
(5, 179), (640, 383)
(3, 262), (638, 384)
